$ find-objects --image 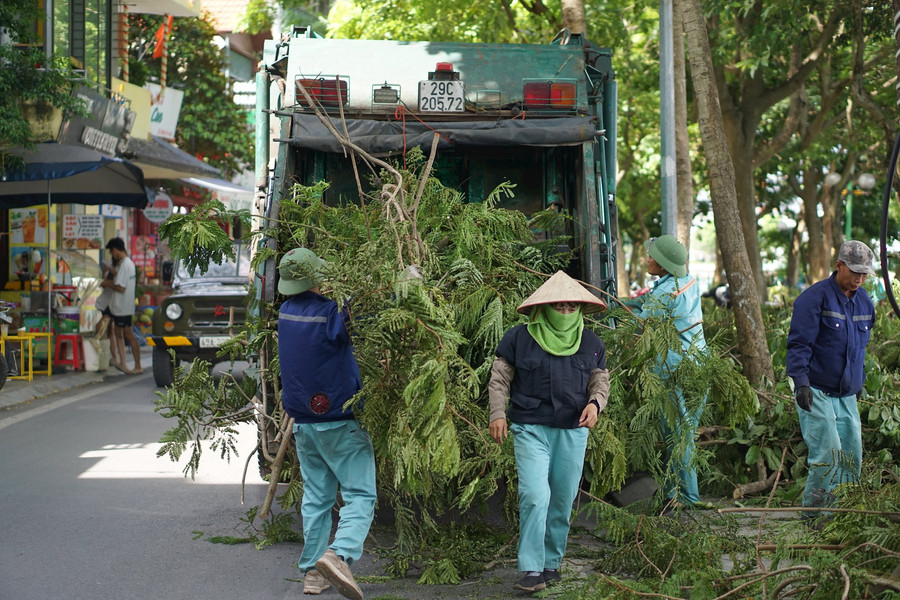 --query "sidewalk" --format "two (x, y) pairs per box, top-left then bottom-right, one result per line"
(0, 344), (153, 411)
